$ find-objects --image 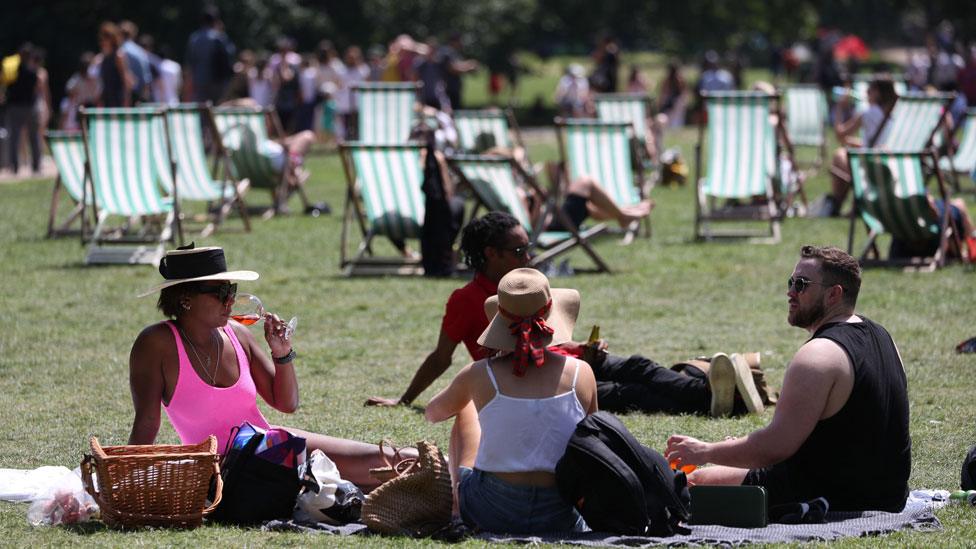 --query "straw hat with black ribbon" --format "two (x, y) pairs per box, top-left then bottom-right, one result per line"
(137, 243), (258, 298)
(478, 268), (580, 376)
